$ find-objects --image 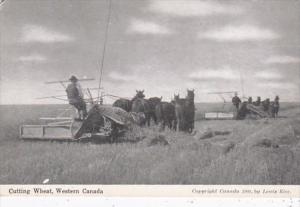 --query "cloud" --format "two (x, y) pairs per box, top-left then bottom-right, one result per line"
(128, 19), (171, 35)
(21, 25), (74, 43)
(148, 0), (243, 17)
(199, 25), (279, 42)
(108, 71), (136, 82)
(0, 0), (6, 9)
(257, 82), (297, 89)
(255, 71), (282, 80)
(19, 54), (47, 63)
(188, 66), (240, 80)
(264, 55), (300, 64)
